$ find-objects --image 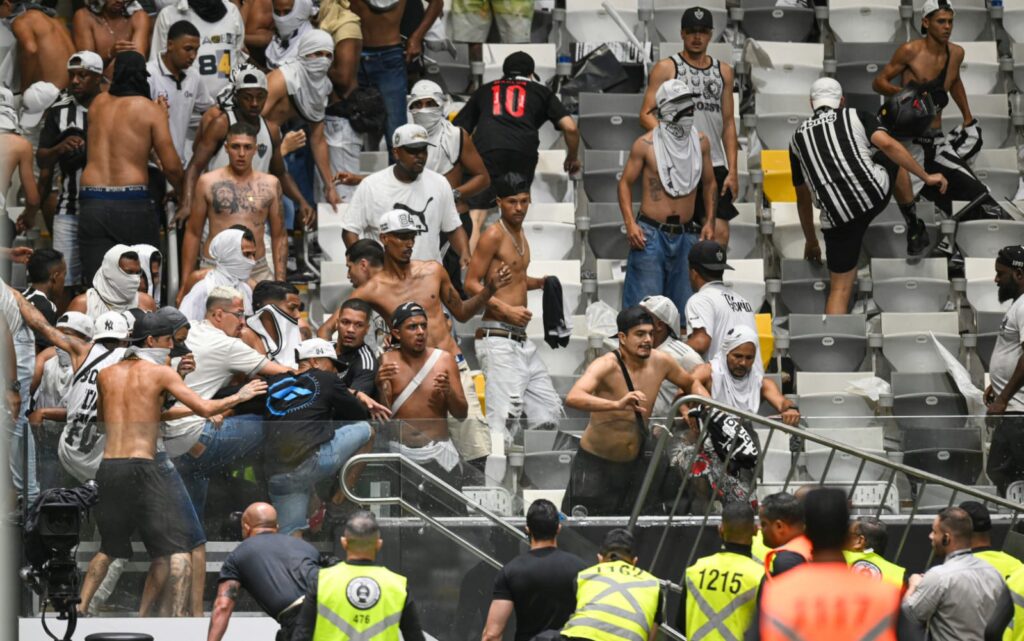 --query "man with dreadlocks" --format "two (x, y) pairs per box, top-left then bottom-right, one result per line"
(78, 51), (183, 283)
